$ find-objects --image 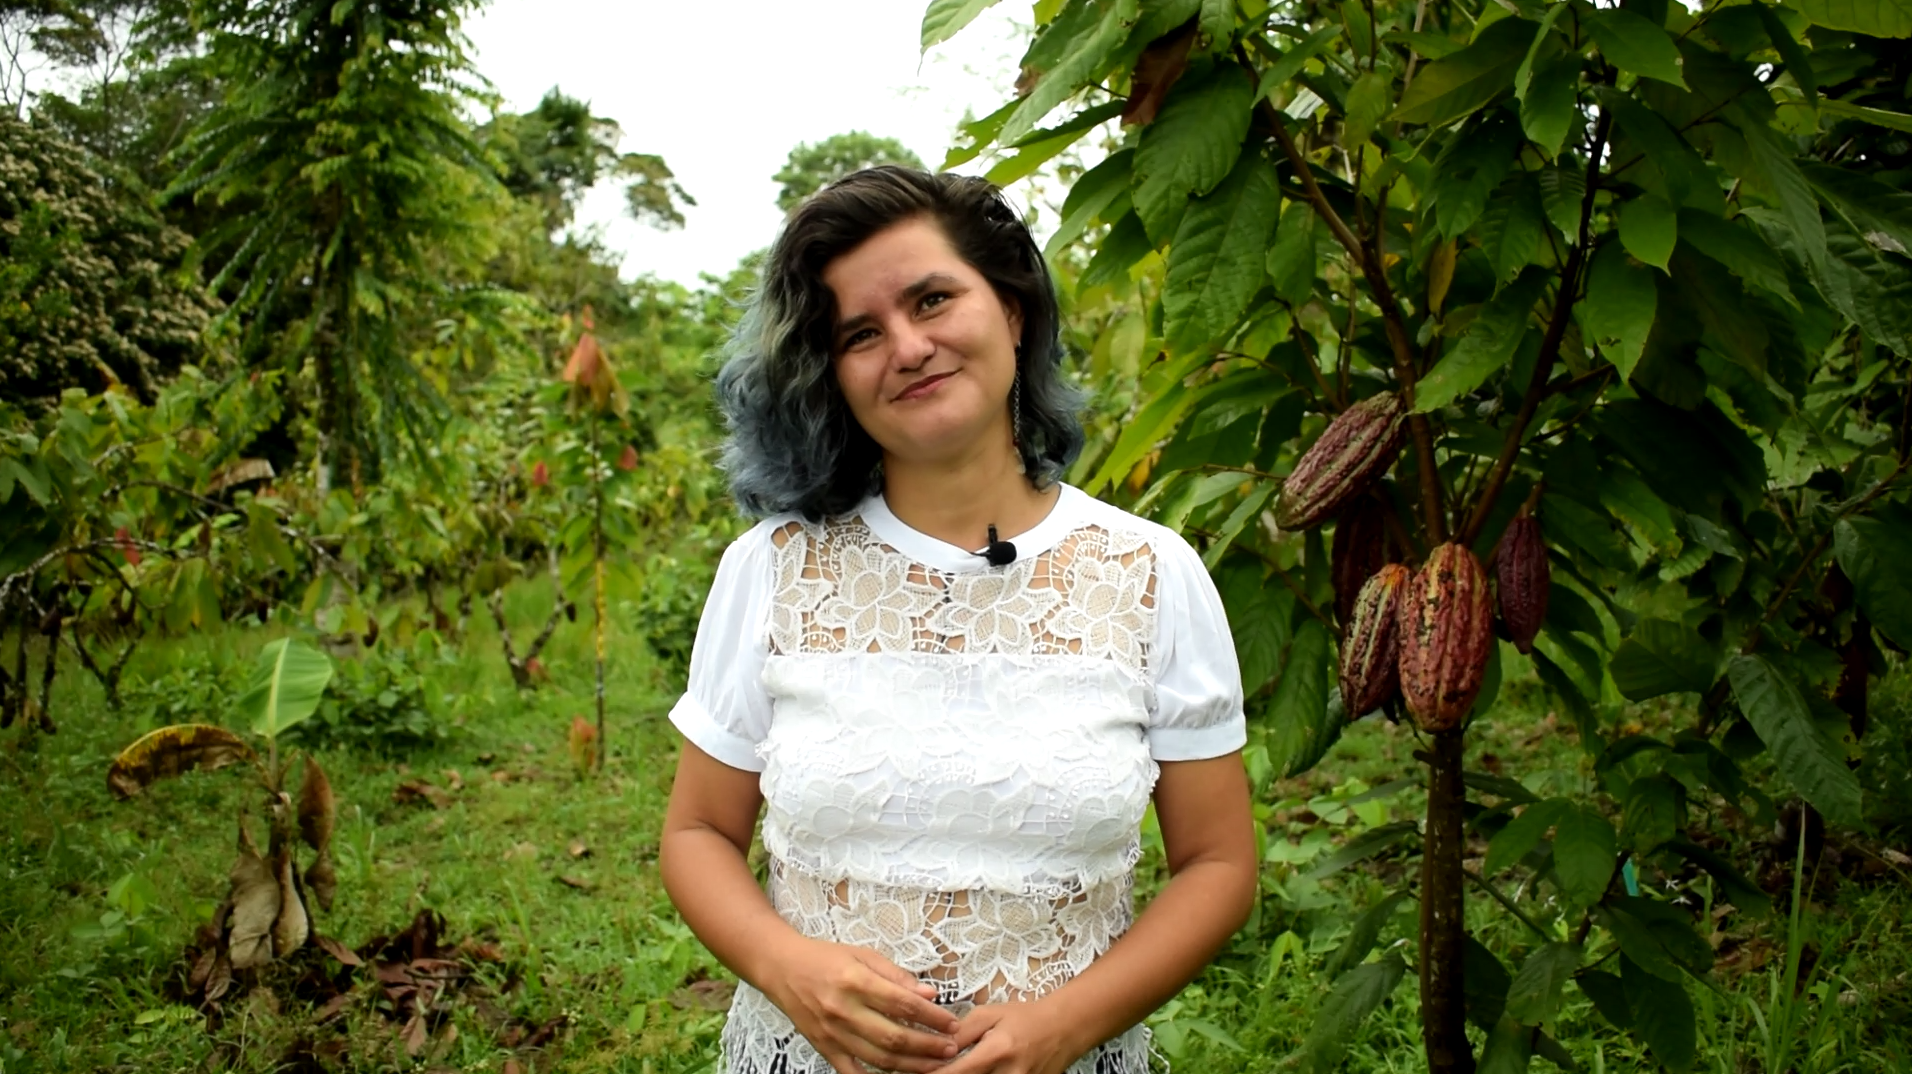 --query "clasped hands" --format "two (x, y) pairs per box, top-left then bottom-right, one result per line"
(766, 939), (1086, 1074)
